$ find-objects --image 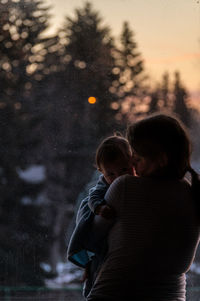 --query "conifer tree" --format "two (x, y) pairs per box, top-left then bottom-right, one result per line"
(161, 72), (170, 109)
(38, 3), (123, 269)
(58, 2), (120, 140)
(111, 21), (147, 119)
(0, 0), (52, 285)
(0, 0), (51, 107)
(148, 71), (192, 124)
(148, 87), (160, 114)
(116, 22), (146, 98)
(173, 71), (191, 127)
(148, 72), (170, 114)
